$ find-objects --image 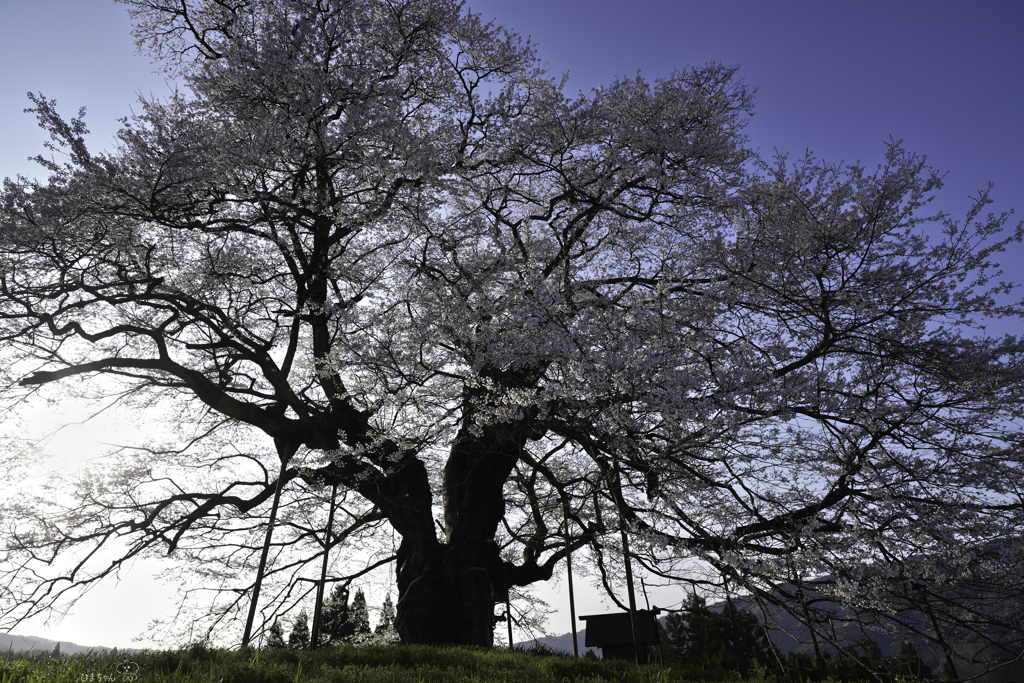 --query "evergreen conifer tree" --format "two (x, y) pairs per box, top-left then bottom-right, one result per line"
(350, 589), (370, 638)
(50, 642), (61, 658)
(266, 618), (286, 649)
(319, 585), (353, 645)
(891, 640), (935, 680)
(664, 594), (728, 669)
(288, 609), (310, 650)
(855, 634), (886, 672)
(375, 593), (396, 634)
(664, 593), (775, 673)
